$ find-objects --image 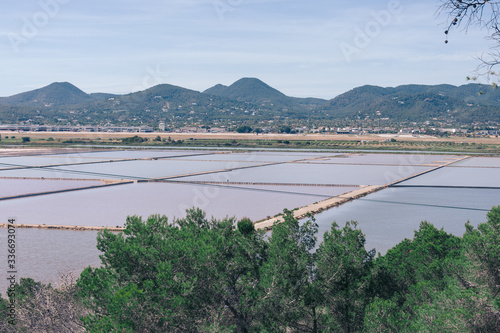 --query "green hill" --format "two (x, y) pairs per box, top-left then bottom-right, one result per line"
(0, 82), (93, 107)
(0, 80), (499, 127)
(204, 78), (327, 112)
(204, 78), (289, 105)
(322, 83), (500, 123)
